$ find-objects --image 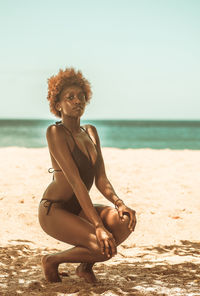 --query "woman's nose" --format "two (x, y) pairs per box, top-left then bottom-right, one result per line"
(73, 94), (83, 104)
(74, 97), (81, 105)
